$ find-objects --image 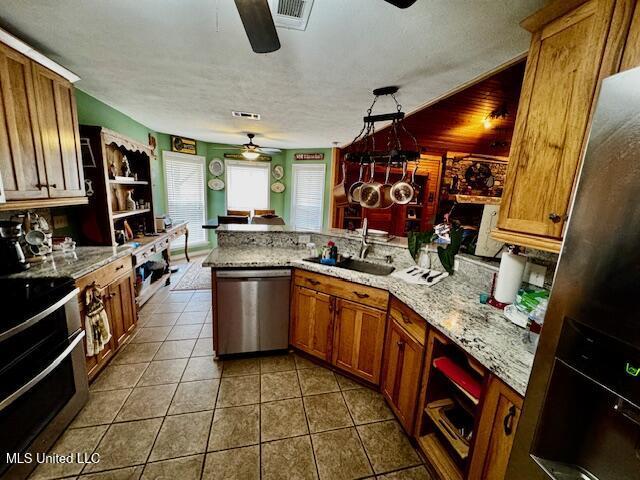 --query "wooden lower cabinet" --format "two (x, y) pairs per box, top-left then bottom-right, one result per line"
(381, 319), (425, 433)
(291, 285), (334, 362)
(332, 298), (386, 384)
(468, 375), (523, 480)
(107, 271), (137, 345)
